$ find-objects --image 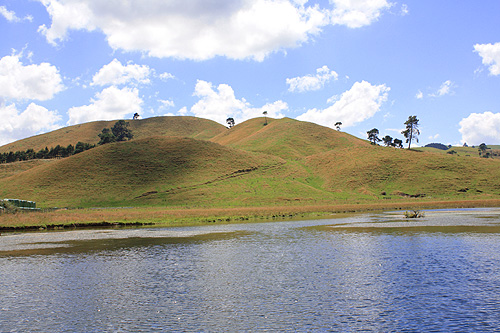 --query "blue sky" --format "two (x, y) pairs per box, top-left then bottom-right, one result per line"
(1, 0), (500, 147)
